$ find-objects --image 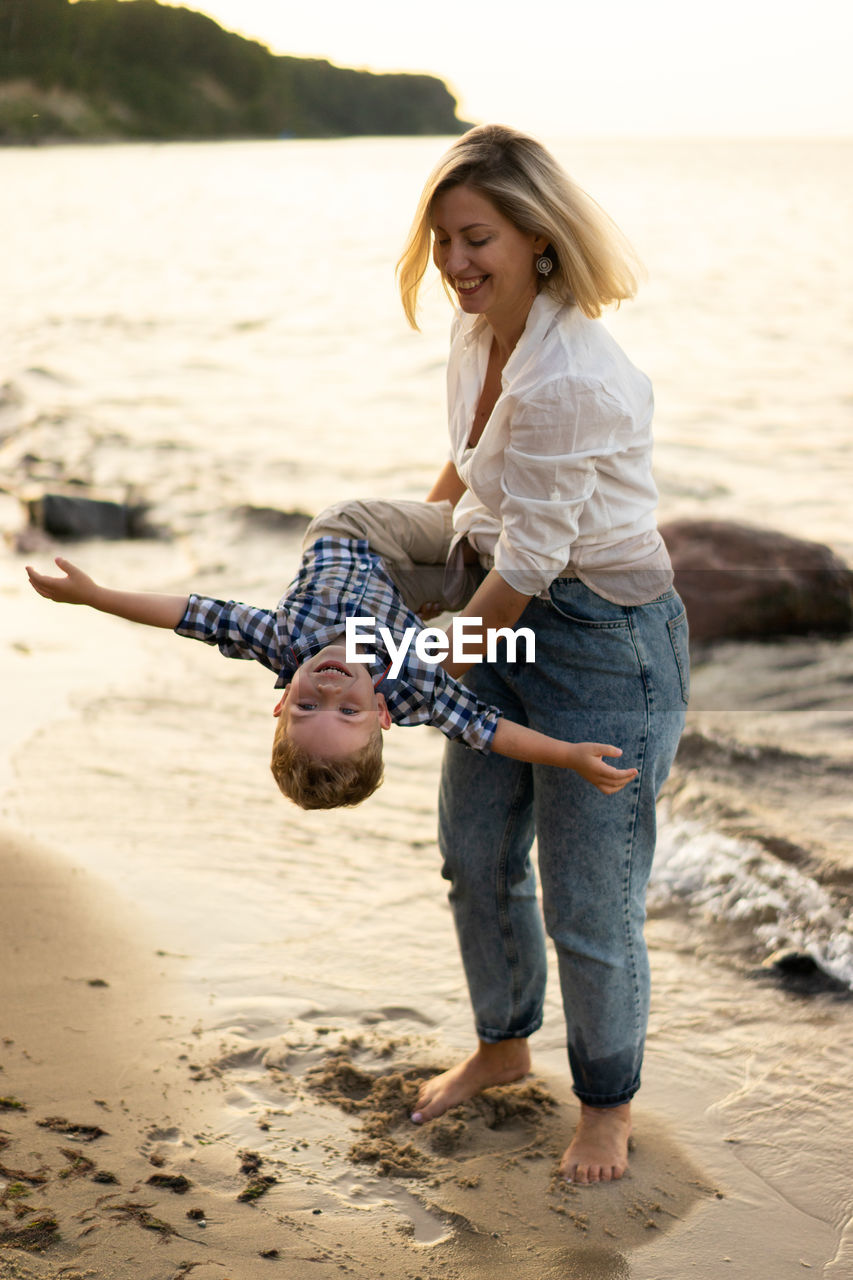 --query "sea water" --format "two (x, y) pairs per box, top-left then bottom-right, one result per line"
(3, 136), (851, 551)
